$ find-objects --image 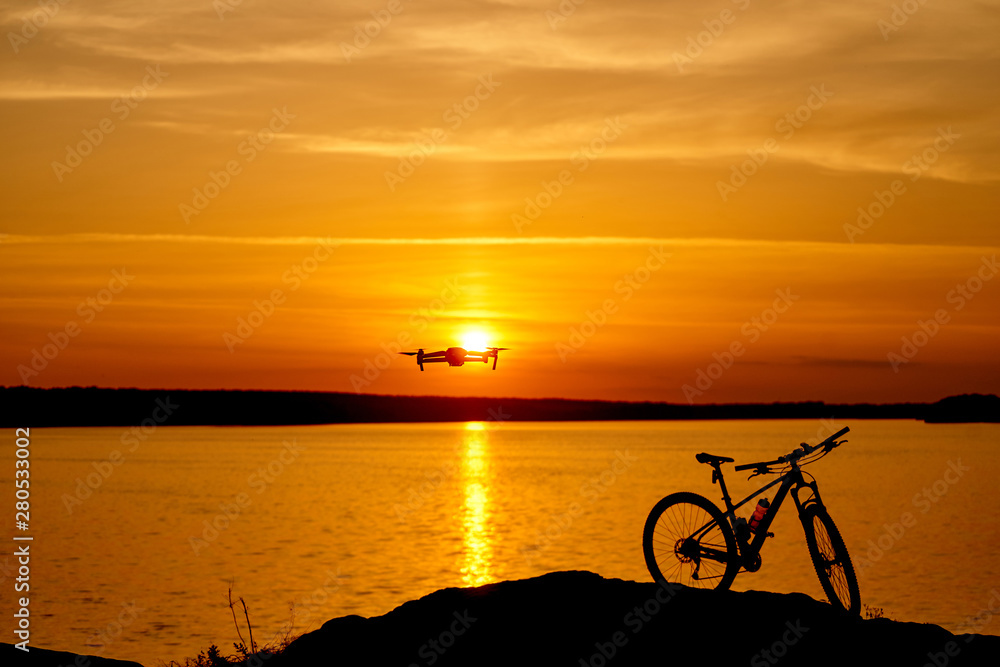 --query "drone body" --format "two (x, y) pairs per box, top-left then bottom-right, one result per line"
(399, 347), (509, 371)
